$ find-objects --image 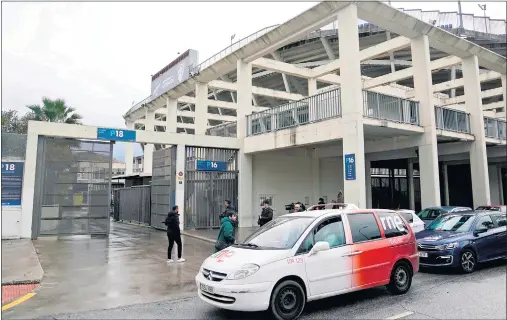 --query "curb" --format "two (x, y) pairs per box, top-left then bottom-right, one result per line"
(181, 232), (215, 244)
(1, 280), (41, 286)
